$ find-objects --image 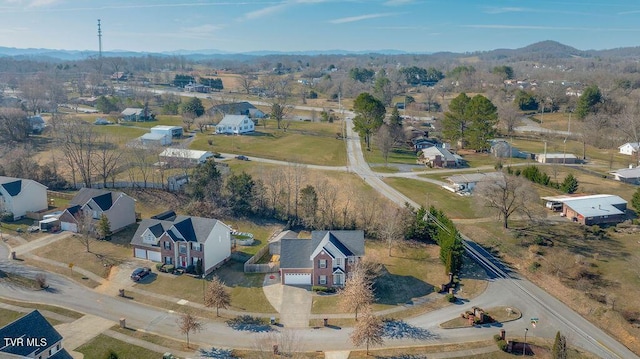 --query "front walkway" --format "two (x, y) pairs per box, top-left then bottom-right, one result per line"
(55, 315), (115, 351)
